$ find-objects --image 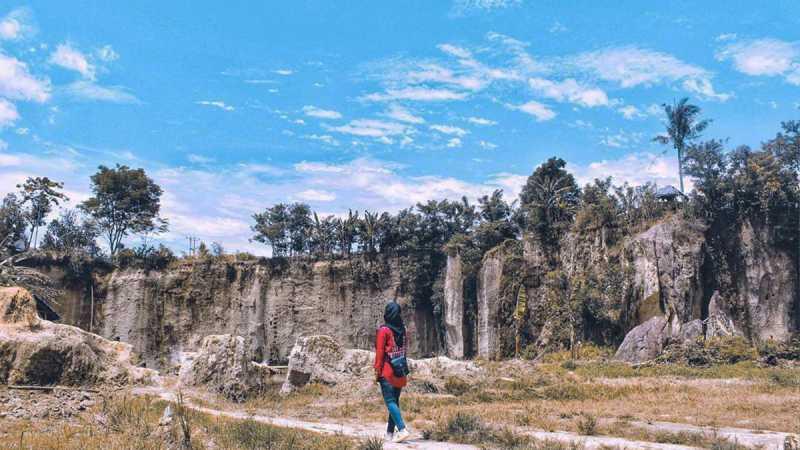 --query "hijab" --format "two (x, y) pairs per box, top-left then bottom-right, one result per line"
(383, 301), (405, 348)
